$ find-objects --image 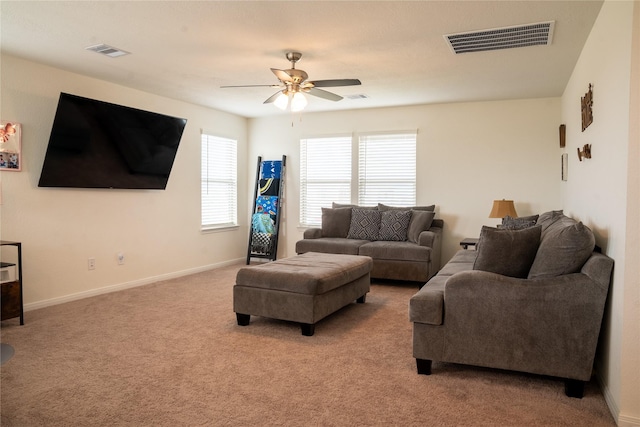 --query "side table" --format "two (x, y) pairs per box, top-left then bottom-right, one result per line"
(1, 241), (23, 325)
(459, 238), (479, 250)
